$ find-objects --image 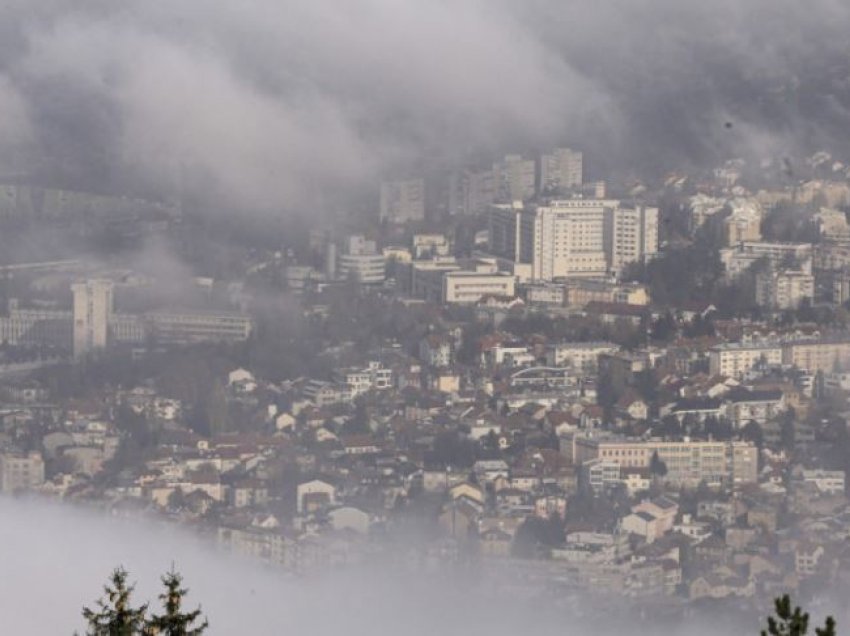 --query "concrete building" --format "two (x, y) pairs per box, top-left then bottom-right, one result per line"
(609, 205), (660, 274)
(540, 147), (583, 193)
(143, 311), (252, 345)
(72, 279), (114, 358)
(801, 469), (845, 495)
(443, 270), (516, 304)
(720, 241), (812, 279)
(412, 234), (450, 259)
(546, 341), (619, 373)
(494, 154), (536, 202)
(449, 168), (496, 216)
(518, 200), (659, 281)
(489, 203), (524, 263)
(724, 211), (762, 245)
(755, 268), (814, 310)
(380, 178), (425, 223)
(574, 437), (758, 488)
(338, 361), (393, 398)
(814, 207), (850, 240)
(783, 339), (850, 373)
(0, 301), (73, 348)
(337, 235), (386, 284)
(521, 199), (613, 280)
(0, 451), (45, 493)
(709, 343), (784, 378)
